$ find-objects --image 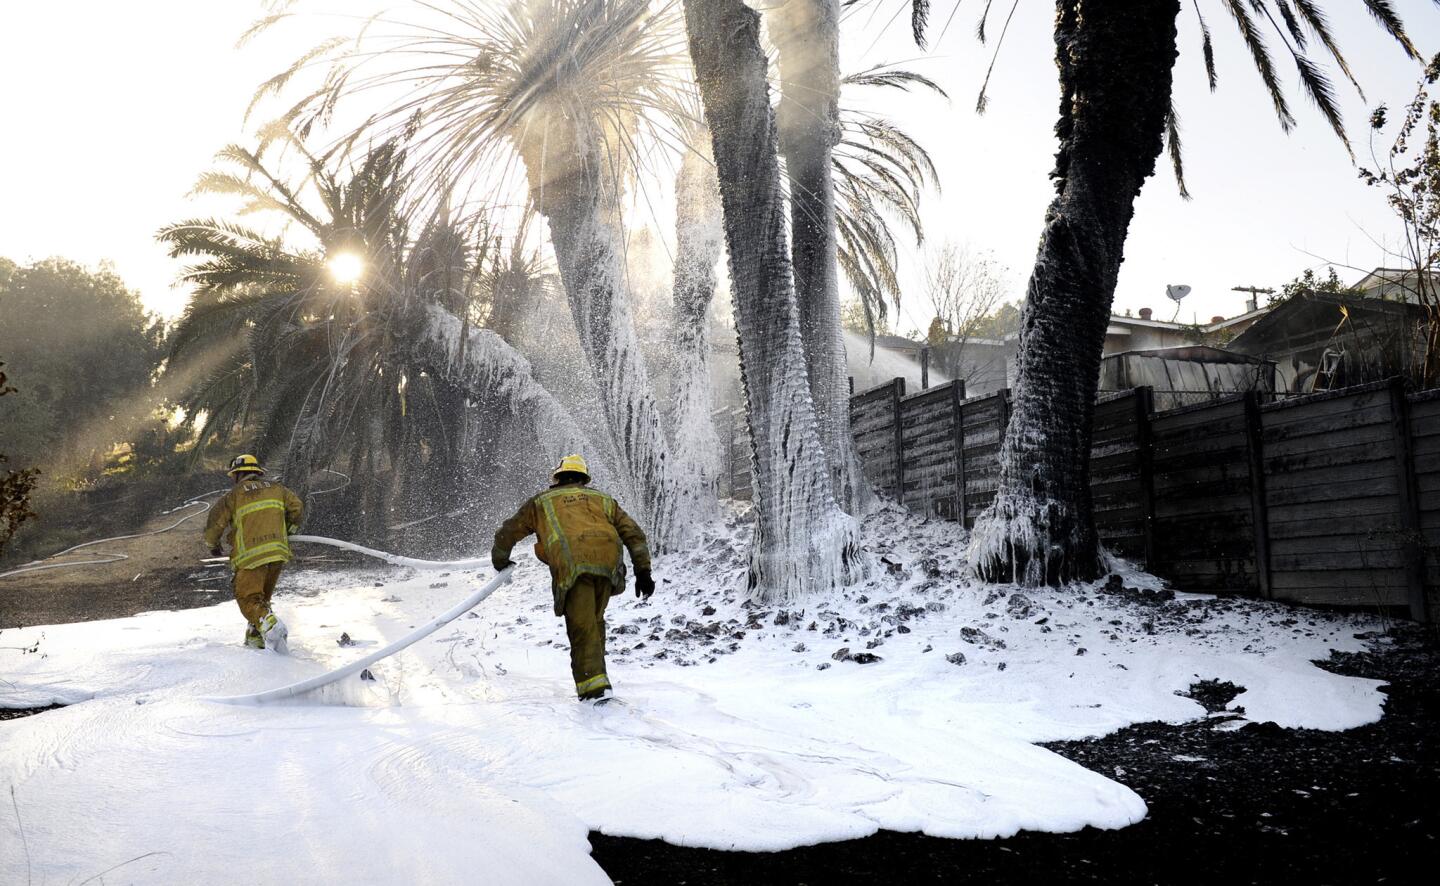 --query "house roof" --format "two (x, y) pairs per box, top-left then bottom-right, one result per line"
(1227, 291), (1425, 354)
(1107, 306), (1271, 335)
(1103, 345), (1274, 365)
(873, 334), (922, 351)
